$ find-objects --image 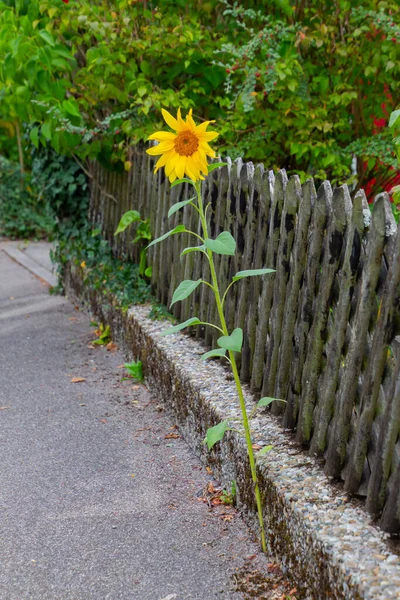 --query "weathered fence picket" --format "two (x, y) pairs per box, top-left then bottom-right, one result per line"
(87, 149), (400, 533)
